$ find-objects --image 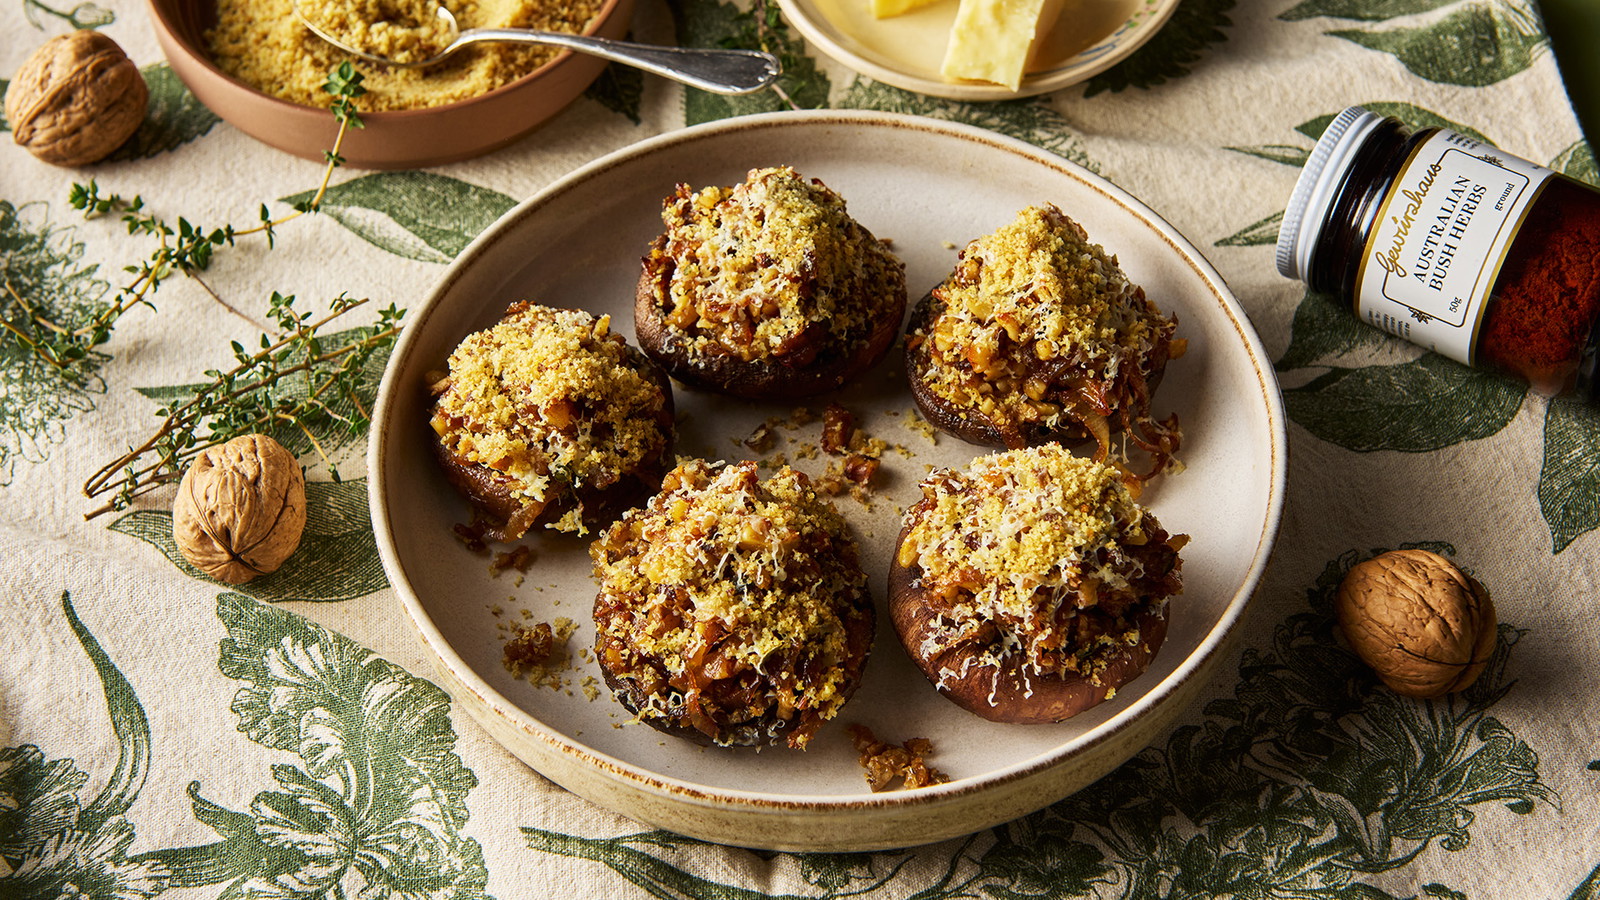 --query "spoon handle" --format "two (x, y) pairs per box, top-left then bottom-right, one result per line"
(455, 29), (780, 94)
